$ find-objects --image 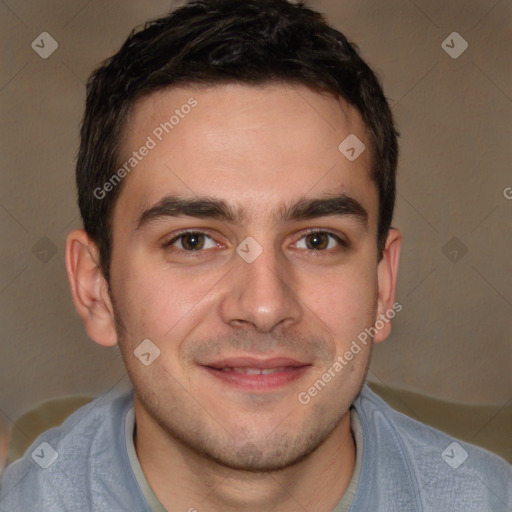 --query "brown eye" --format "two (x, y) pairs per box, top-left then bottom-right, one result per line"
(305, 232), (329, 250)
(180, 232), (205, 251)
(165, 231), (217, 253)
(295, 231), (346, 252)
